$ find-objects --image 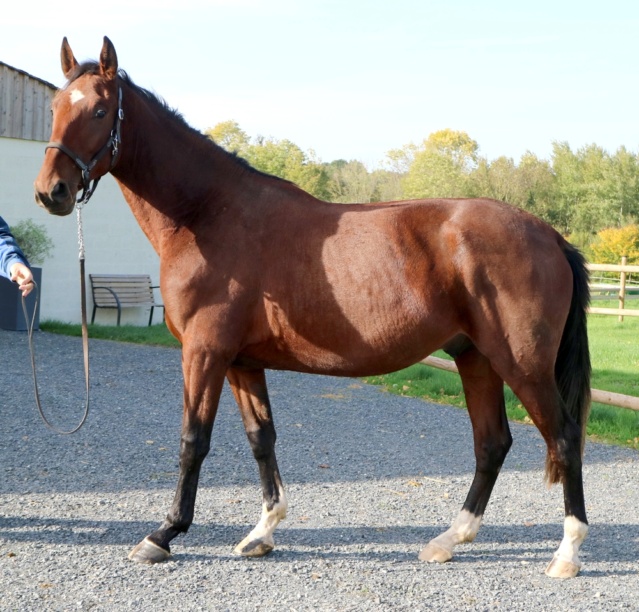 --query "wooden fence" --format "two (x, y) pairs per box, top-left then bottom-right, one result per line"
(421, 356), (639, 412)
(588, 257), (639, 320)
